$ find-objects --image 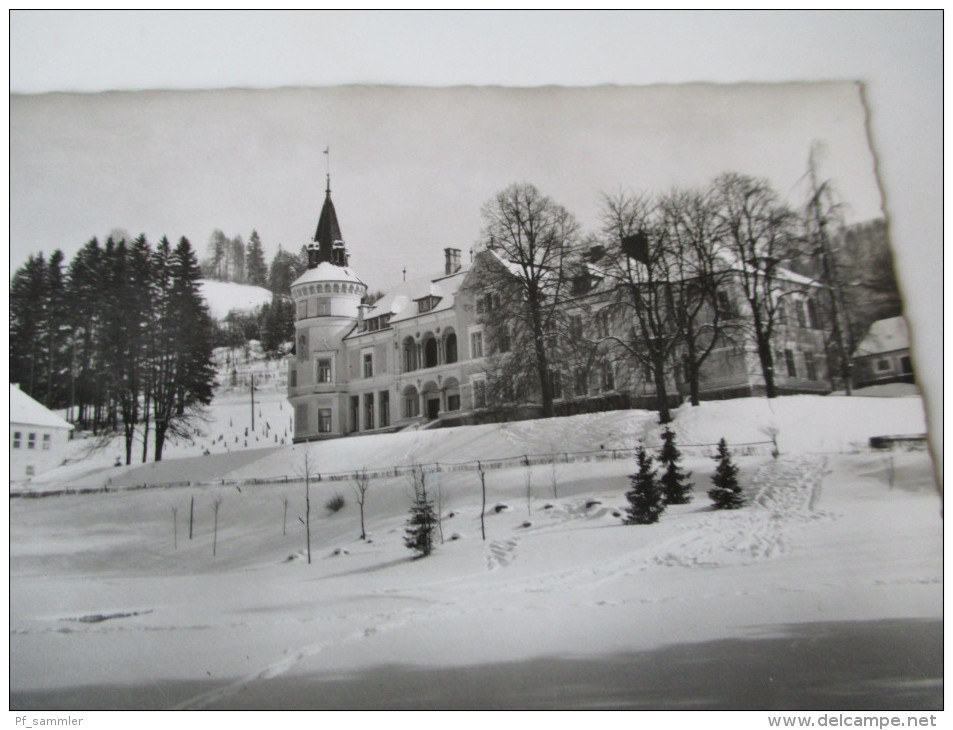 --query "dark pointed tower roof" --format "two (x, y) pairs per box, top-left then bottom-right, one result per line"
(312, 174), (345, 266)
